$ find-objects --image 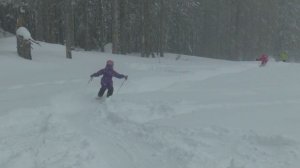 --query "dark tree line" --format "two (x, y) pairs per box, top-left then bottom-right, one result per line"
(1, 0), (300, 60)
